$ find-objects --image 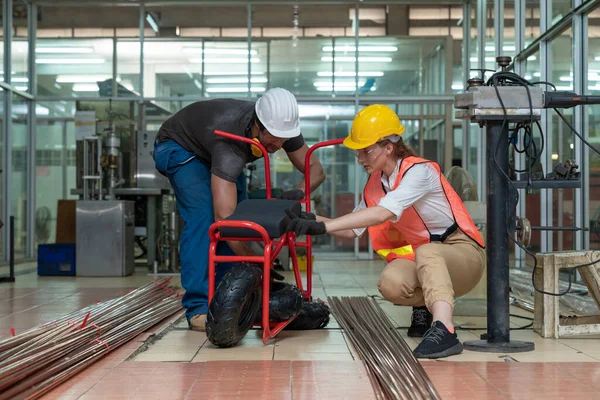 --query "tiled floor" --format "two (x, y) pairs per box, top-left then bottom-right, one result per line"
(2, 259), (600, 399)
